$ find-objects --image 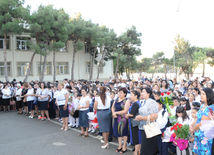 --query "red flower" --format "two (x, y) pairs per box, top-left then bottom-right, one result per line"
(167, 92), (171, 95)
(170, 127), (174, 131)
(176, 123), (179, 126)
(178, 124), (183, 128)
(174, 127), (178, 131)
(172, 133), (176, 138)
(162, 133), (164, 137)
(161, 92), (164, 96)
